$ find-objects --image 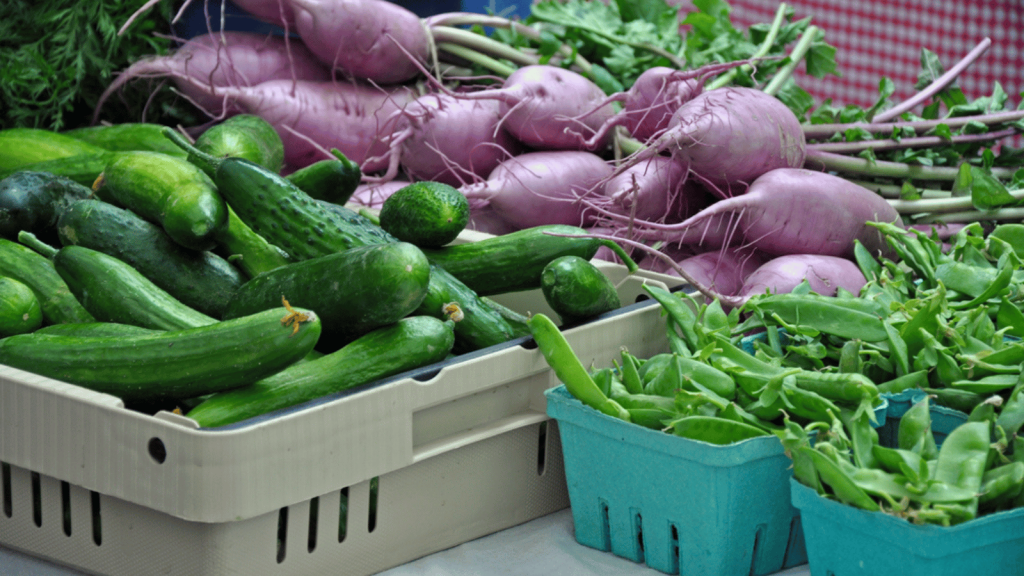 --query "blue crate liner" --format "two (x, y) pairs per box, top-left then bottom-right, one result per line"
(791, 479), (1024, 576)
(878, 389), (968, 448)
(545, 386), (886, 575)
